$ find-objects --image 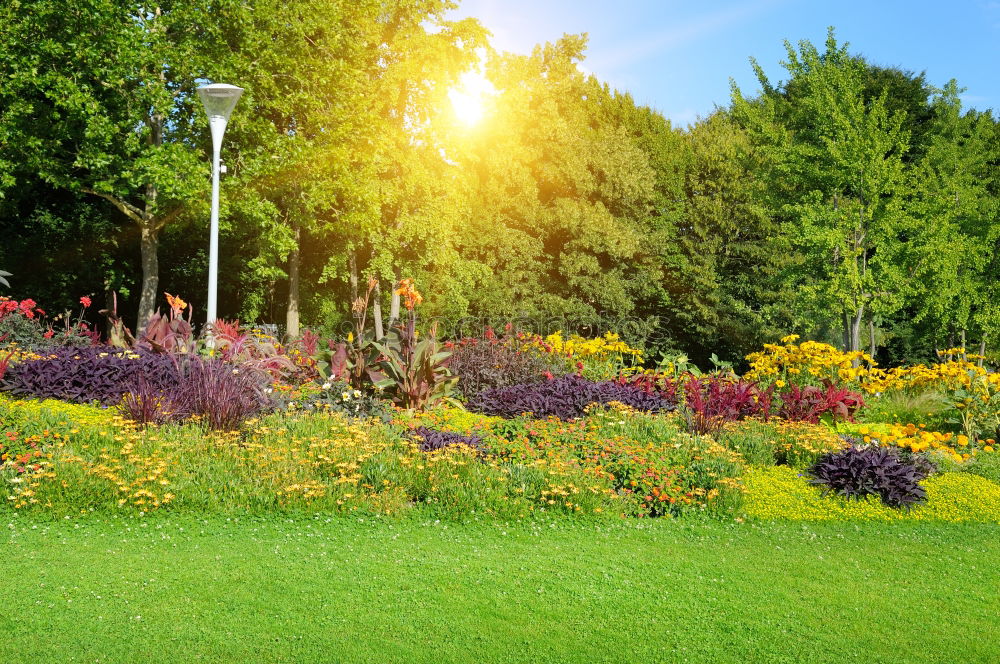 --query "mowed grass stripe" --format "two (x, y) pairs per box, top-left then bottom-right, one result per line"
(1, 518), (997, 663)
